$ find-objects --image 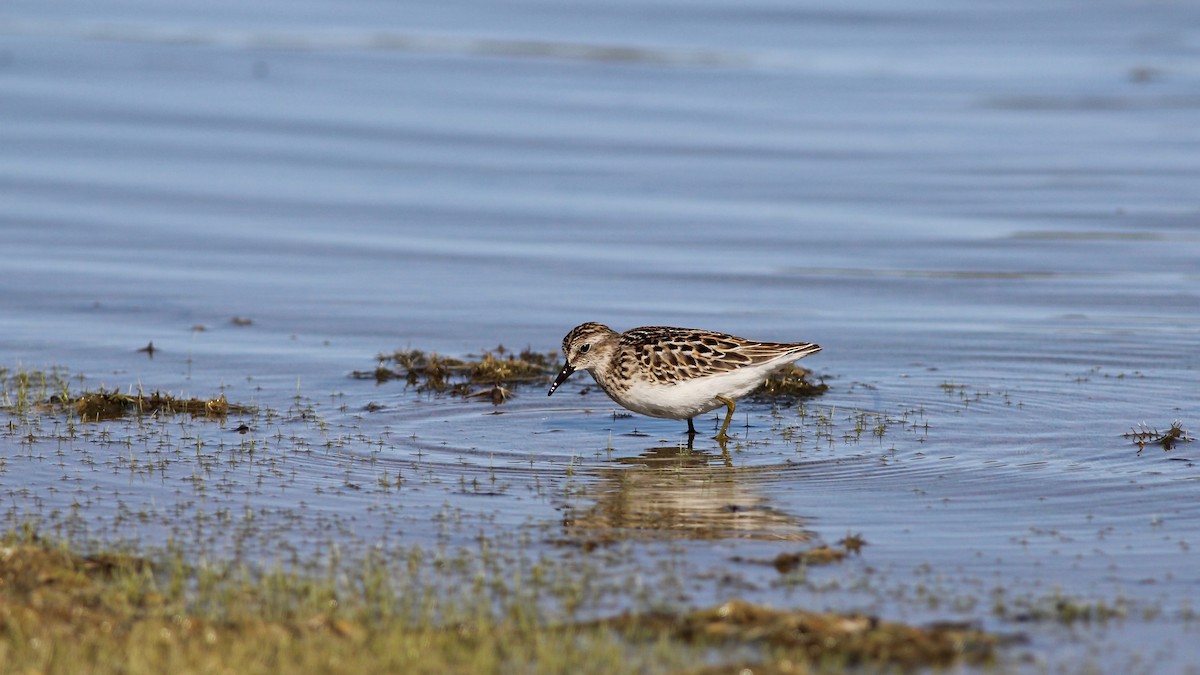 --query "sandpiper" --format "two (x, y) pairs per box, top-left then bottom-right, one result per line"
(548, 322), (820, 441)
